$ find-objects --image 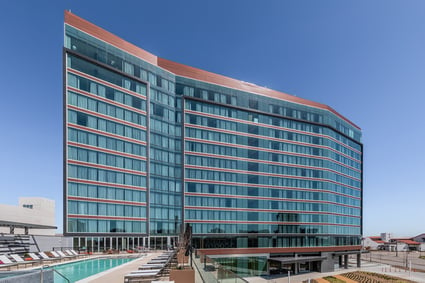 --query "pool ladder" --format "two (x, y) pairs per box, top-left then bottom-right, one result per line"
(41, 265), (71, 283)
